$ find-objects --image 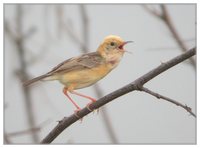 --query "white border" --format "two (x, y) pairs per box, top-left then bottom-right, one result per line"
(1, 0), (199, 4)
(1, 0), (199, 147)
